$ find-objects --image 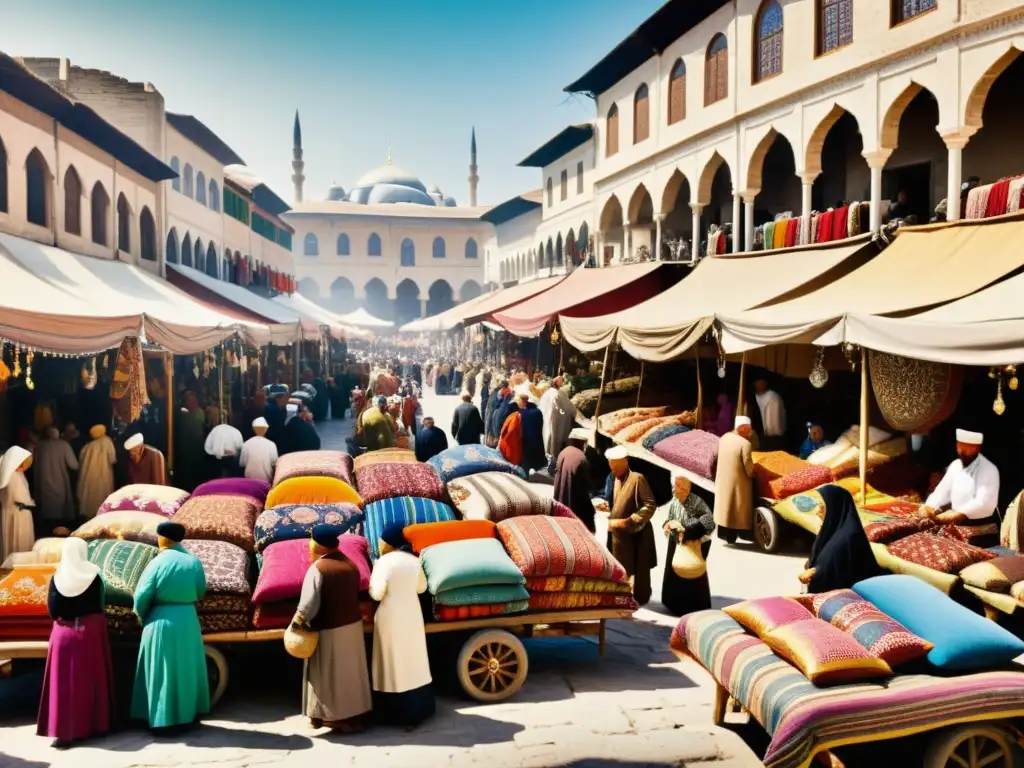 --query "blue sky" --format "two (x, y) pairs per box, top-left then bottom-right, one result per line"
(0, 0), (663, 206)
